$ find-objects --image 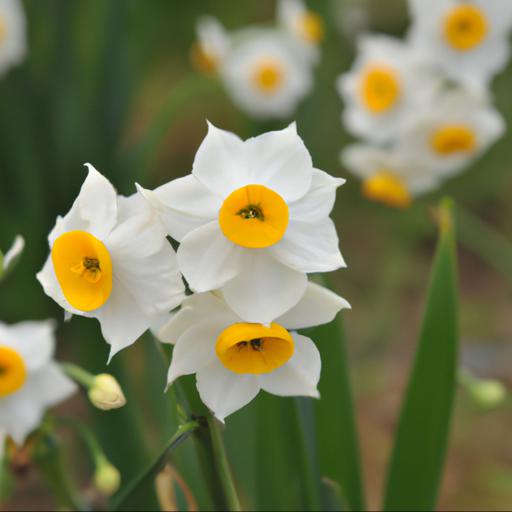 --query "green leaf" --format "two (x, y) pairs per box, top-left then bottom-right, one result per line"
(383, 199), (459, 511)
